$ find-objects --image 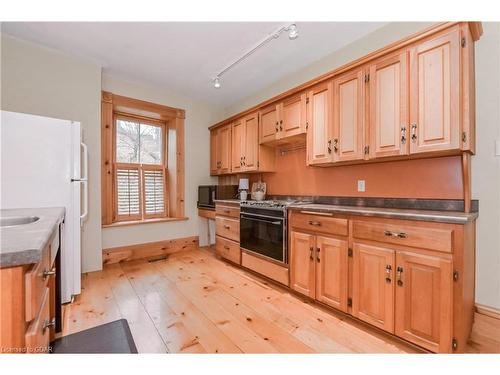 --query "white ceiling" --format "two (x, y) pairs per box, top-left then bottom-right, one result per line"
(1, 22), (387, 107)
